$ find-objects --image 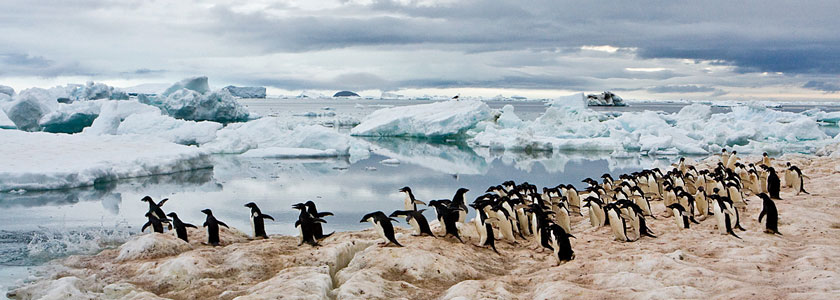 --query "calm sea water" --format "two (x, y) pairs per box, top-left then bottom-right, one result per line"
(1, 98), (836, 294)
